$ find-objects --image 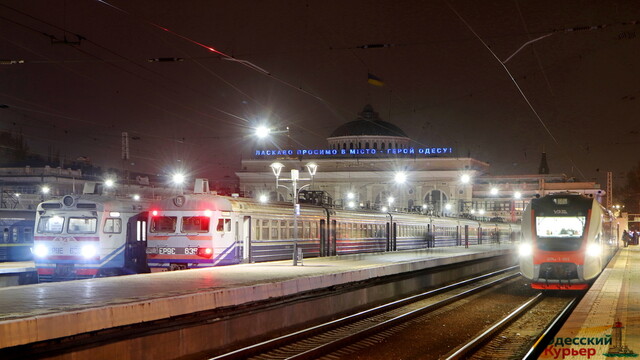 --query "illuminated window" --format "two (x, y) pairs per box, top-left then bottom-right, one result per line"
(150, 216), (177, 233)
(217, 218), (231, 232)
(104, 218), (122, 234)
(37, 216), (65, 234)
(68, 217), (98, 234)
(182, 216), (210, 233)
